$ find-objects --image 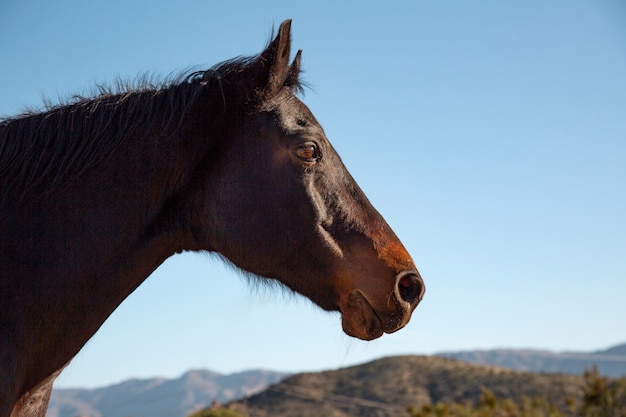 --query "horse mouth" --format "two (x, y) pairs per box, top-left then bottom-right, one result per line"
(340, 292), (387, 341)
